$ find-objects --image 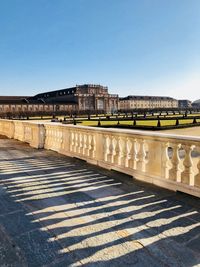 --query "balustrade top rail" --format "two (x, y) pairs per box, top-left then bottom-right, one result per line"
(38, 121), (200, 142)
(1, 118), (200, 142)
